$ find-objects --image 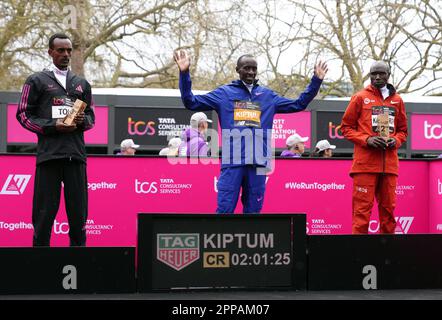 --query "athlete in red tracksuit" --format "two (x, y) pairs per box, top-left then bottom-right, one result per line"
(341, 61), (408, 234)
